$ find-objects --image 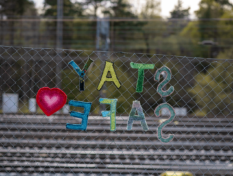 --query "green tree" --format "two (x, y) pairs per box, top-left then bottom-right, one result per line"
(195, 0), (232, 41)
(170, 0), (190, 19)
(180, 21), (207, 57)
(102, 0), (145, 52)
(163, 0), (191, 55)
(137, 0), (163, 54)
(104, 0), (135, 17)
(196, 0), (232, 19)
(43, 0), (84, 48)
(0, 0), (34, 17)
(217, 10), (233, 49)
(79, 0), (110, 17)
(44, 0), (83, 17)
(0, 0), (34, 45)
(139, 0), (160, 19)
(179, 0), (233, 58)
